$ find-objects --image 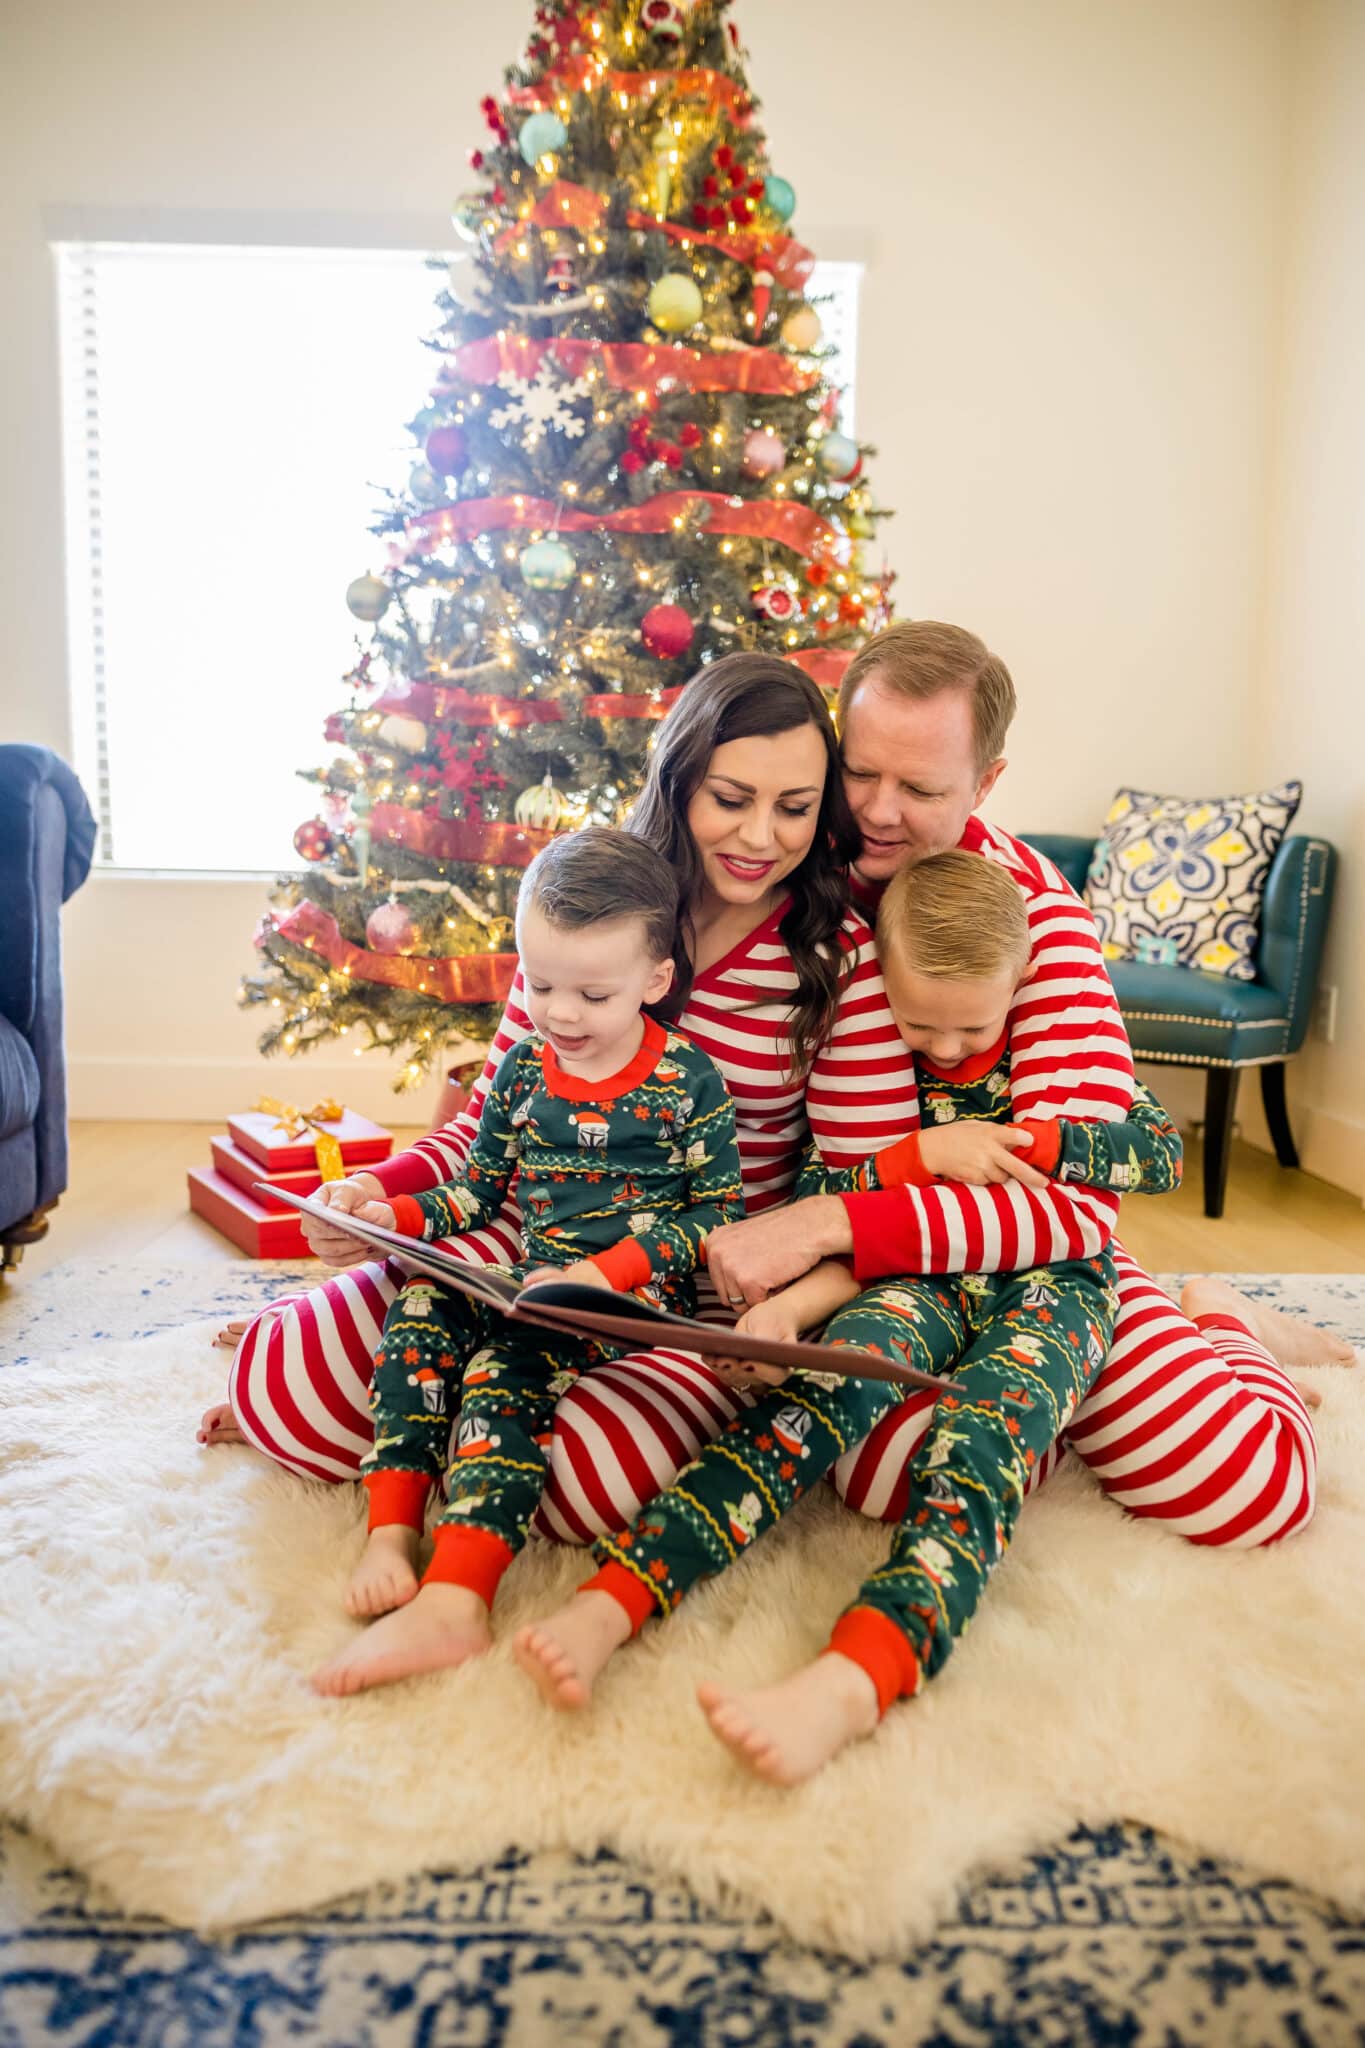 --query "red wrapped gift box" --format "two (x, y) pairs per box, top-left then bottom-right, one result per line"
(187, 1167), (313, 1258)
(210, 1135), (333, 1210)
(226, 1107), (393, 1173)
